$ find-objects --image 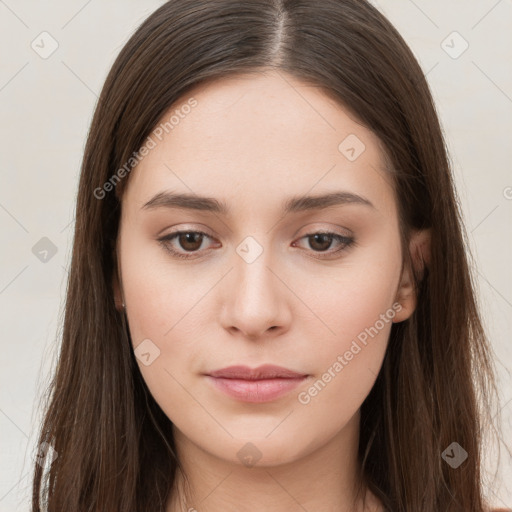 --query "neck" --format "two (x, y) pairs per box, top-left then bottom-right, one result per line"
(166, 411), (382, 512)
